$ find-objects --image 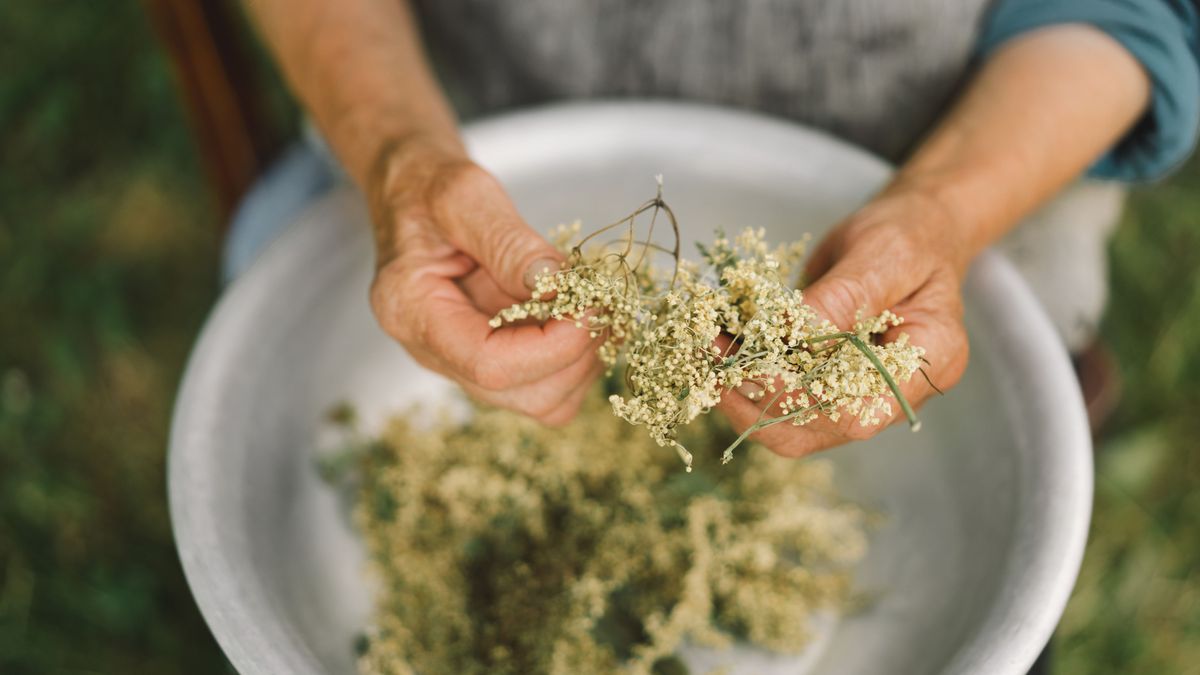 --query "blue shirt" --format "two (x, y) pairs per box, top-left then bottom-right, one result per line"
(981, 0), (1200, 181)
